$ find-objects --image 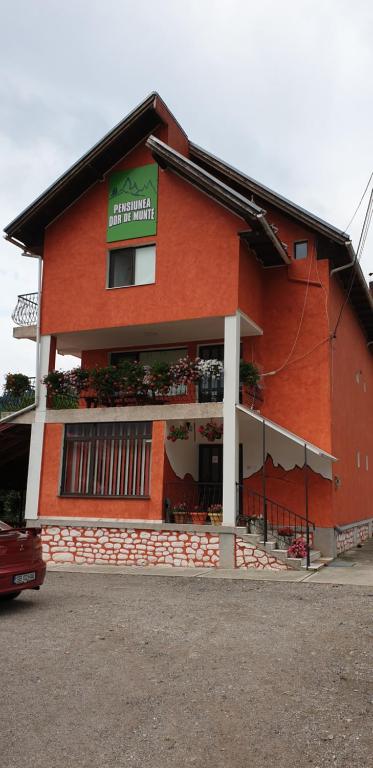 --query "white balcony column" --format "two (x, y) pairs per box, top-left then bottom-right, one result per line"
(25, 334), (53, 520)
(222, 313), (240, 526)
